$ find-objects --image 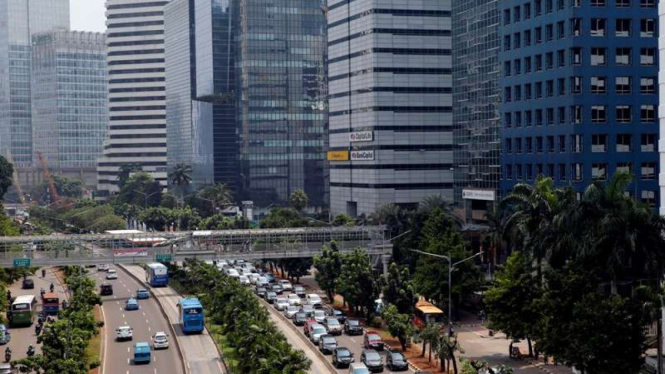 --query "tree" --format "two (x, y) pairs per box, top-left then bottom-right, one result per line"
(383, 304), (413, 351)
(313, 241), (343, 302)
(118, 172), (162, 208)
(88, 215), (126, 233)
(381, 263), (416, 315)
(260, 208), (309, 228)
(332, 213), (355, 227)
(283, 258), (313, 283)
(337, 248), (380, 318)
(437, 334), (463, 374)
(30, 176), (83, 203)
(169, 163), (192, 197)
(138, 207), (174, 231)
(198, 183), (233, 211)
(174, 207), (201, 230)
(414, 323), (442, 359)
(289, 189), (308, 212)
(200, 213), (235, 230)
(117, 163), (142, 188)
(0, 155), (13, 201)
